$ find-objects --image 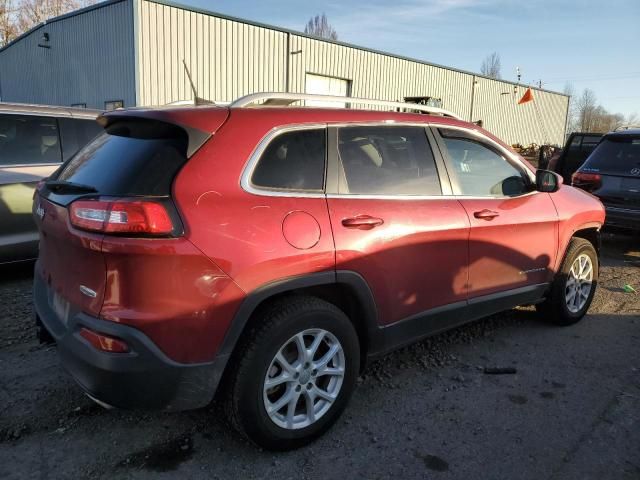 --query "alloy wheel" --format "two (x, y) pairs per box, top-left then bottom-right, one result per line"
(263, 329), (345, 430)
(565, 253), (593, 313)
